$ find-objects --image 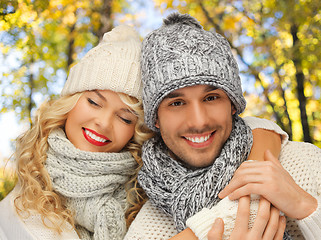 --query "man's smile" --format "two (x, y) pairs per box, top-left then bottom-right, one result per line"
(182, 131), (216, 148)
